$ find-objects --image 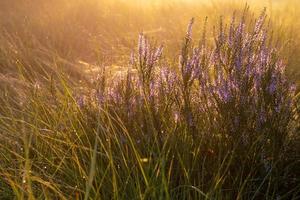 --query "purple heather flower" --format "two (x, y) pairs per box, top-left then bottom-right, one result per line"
(236, 22), (245, 40)
(138, 33), (145, 57)
(245, 62), (252, 78)
(221, 89), (231, 103)
(154, 45), (163, 61)
(234, 56), (242, 71)
(275, 60), (285, 74)
(76, 95), (85, 109)
(290, 83), (296, 95)
(186, 18), (194, 39)
(275, 104), (281, 113)
(149, 80), (157, 99)
(130, 52), (135, 65)
(260, 47), (269, 68)
(138, 33), (153, 64)
(268, 75), (277, 95)
(96, 91), (105, 105)
(160, 67), (169, 82)
(254, 8), (266, 36)
(193, 66), (200, 80)
(187, 113), (194, 127)
(107, 87), (121, 103)
(258, 110), (266, 125)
